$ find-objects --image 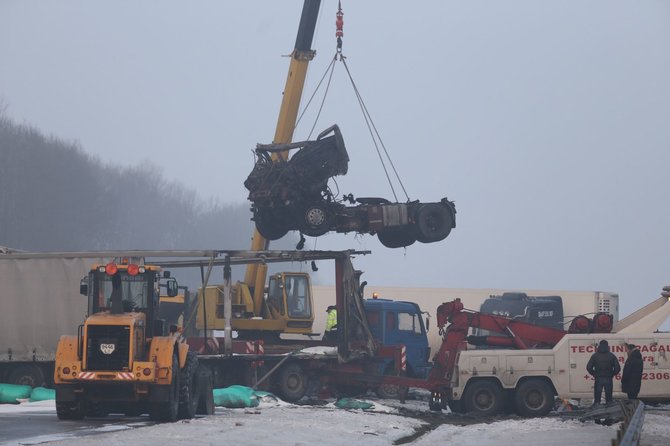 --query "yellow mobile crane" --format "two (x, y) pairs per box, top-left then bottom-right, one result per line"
(196, 0), (323, 338)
